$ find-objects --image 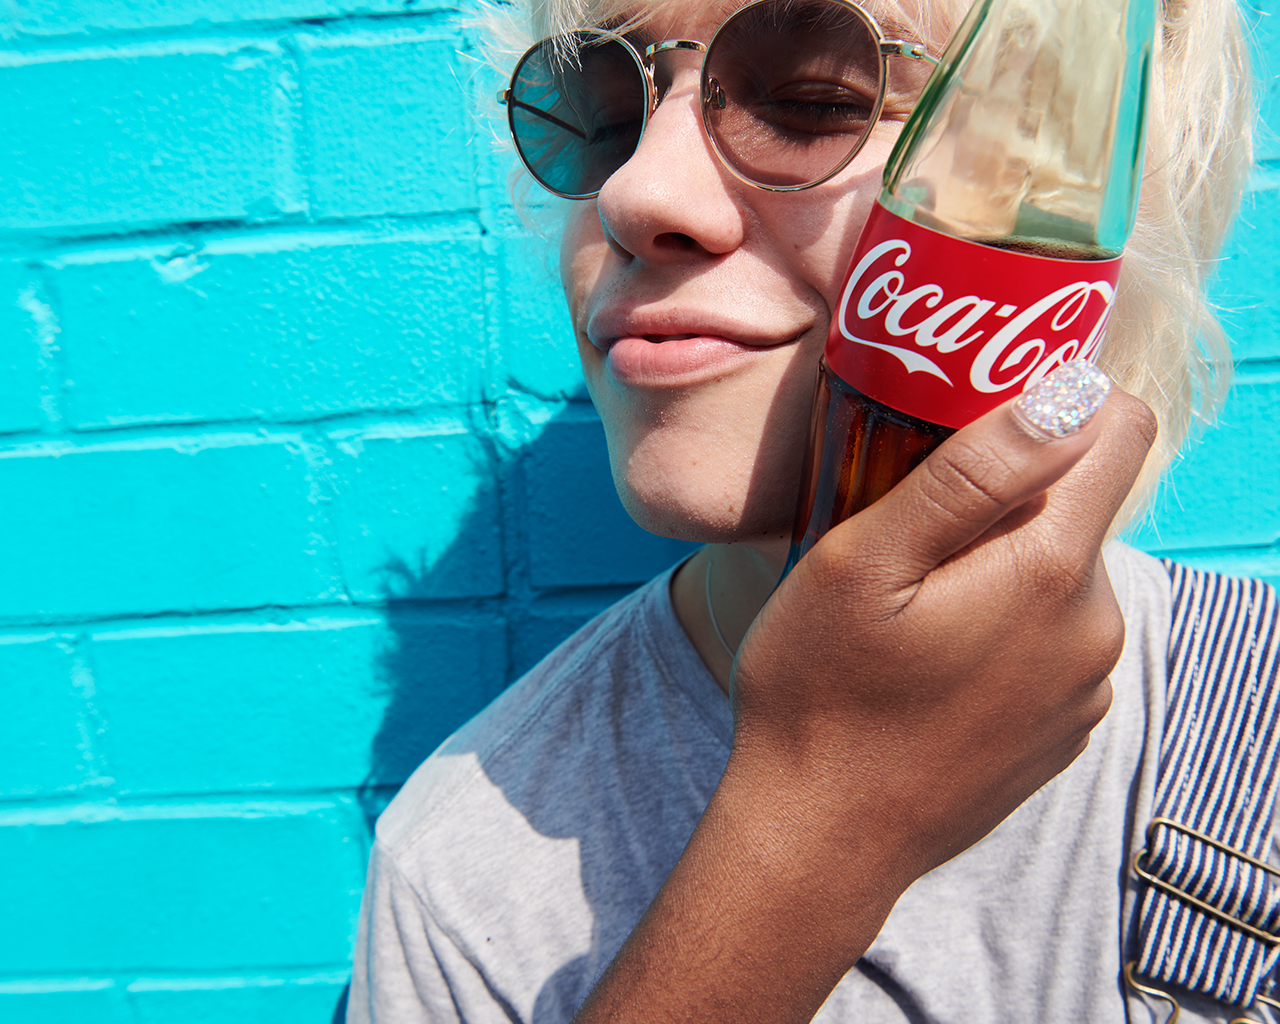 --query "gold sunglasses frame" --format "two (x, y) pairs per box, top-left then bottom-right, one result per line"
(497, 0), (937, 199)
